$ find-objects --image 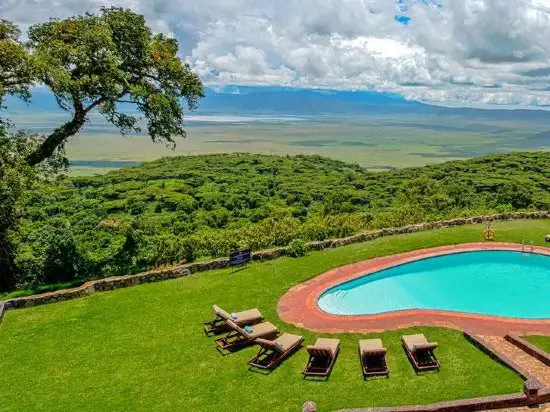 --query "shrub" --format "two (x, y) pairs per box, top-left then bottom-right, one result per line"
(286, 239), (308, 258)
(14, 223), (86, 287)
(139, 235), (185, 268)
(180, 238), (196, 263)
(497, 181), (534, 209)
